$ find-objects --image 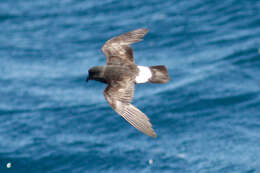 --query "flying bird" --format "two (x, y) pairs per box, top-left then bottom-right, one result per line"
(86, 28), (170, 137)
